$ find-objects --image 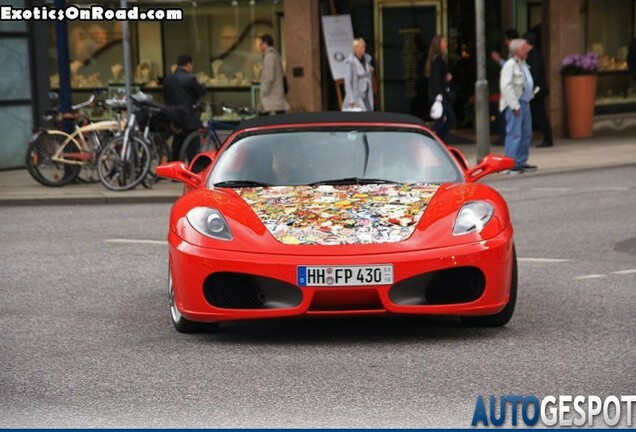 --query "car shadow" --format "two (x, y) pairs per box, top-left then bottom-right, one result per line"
(193, 315), (513, 345)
